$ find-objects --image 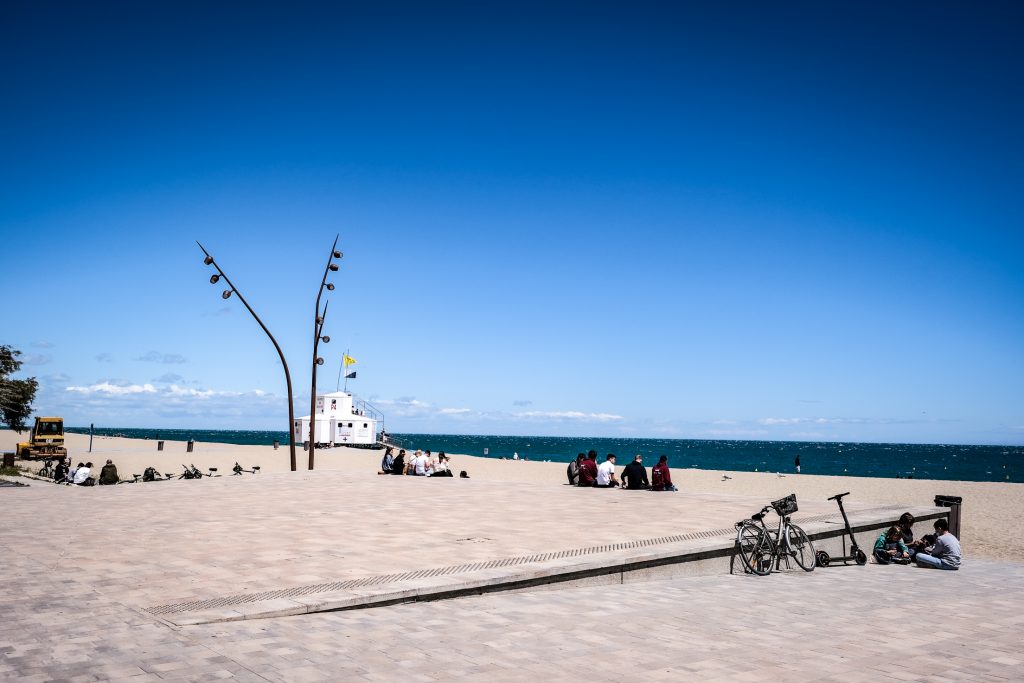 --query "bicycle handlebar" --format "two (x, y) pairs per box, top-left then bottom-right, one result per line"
(828, 492), (850, 501)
